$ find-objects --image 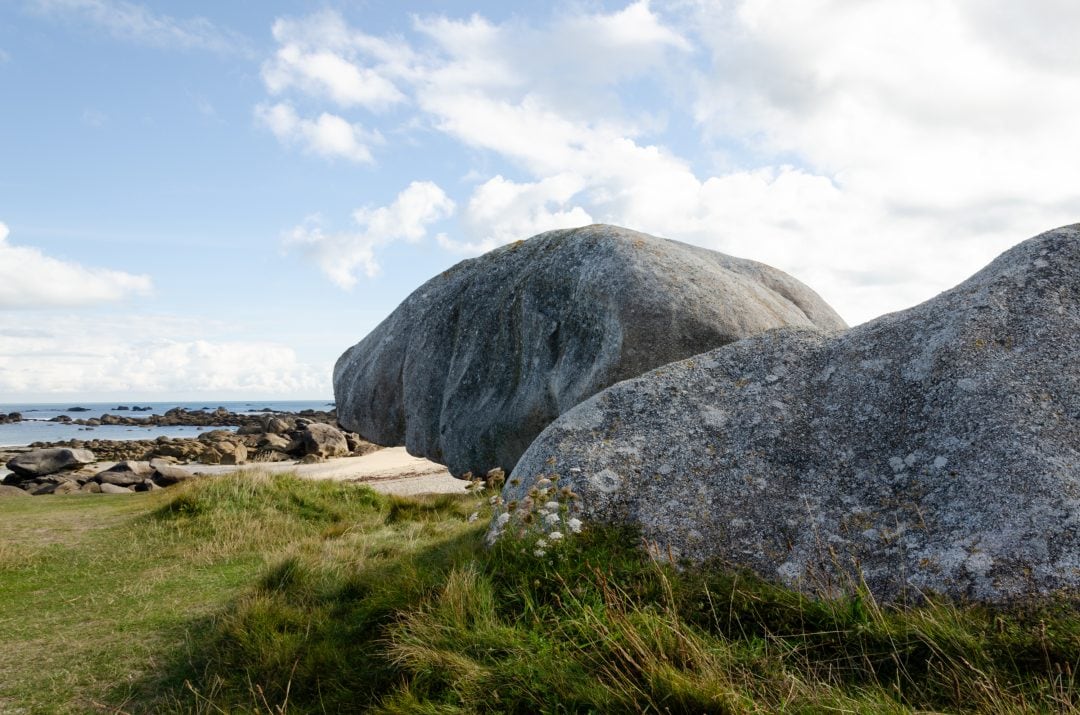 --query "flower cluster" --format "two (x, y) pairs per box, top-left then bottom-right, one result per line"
(486, 473), (584, 555)
(465, 467), (506, 523)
